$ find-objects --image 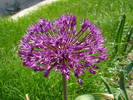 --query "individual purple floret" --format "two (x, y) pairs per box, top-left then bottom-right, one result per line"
(18, 14), (108, 84)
